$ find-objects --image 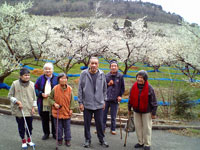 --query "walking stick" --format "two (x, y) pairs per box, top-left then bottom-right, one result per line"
(124, 112), (131, 147)
(21, 109), (36, 150)
(56, 106), (62, 150)
(118, 102), (122, 139)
